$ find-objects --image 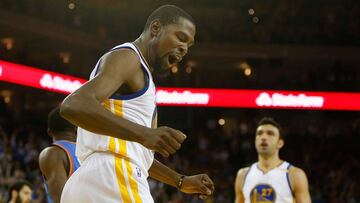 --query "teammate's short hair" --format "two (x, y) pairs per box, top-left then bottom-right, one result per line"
(144, 5), (195, 31)
(8, 179), (32, 199)
(48, 106), (75, 133)
(257, 117), (284, 139)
